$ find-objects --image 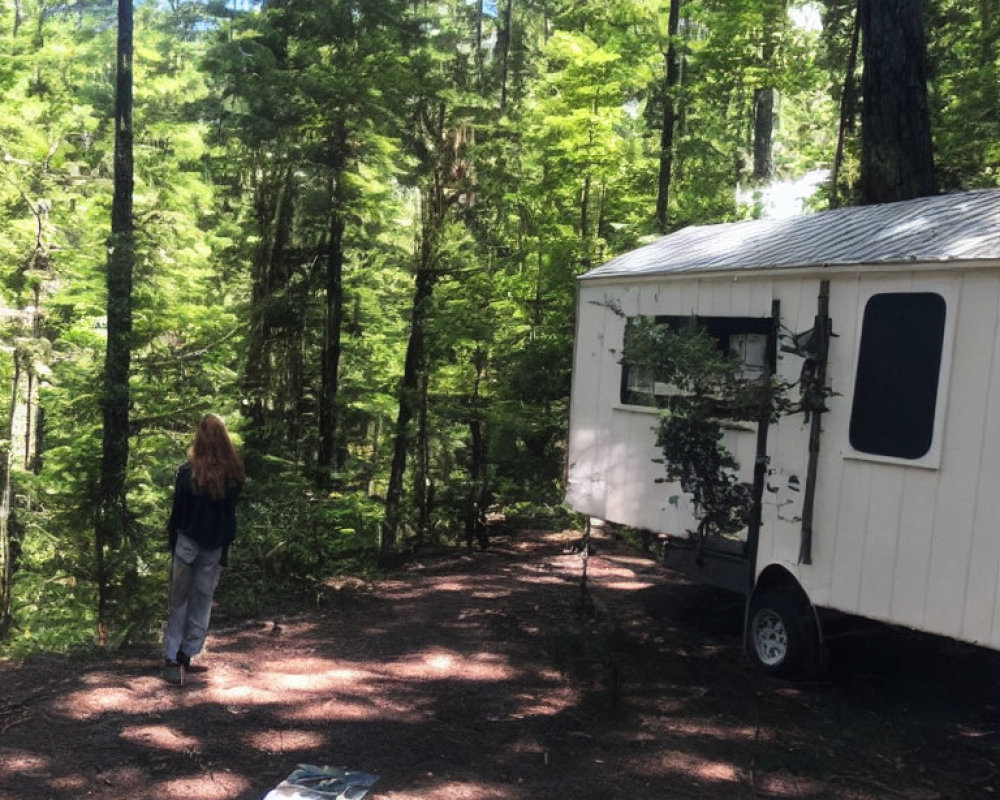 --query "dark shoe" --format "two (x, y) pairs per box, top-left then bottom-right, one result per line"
(162, 659), (185, 685)
(175, 650), (207, 673)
